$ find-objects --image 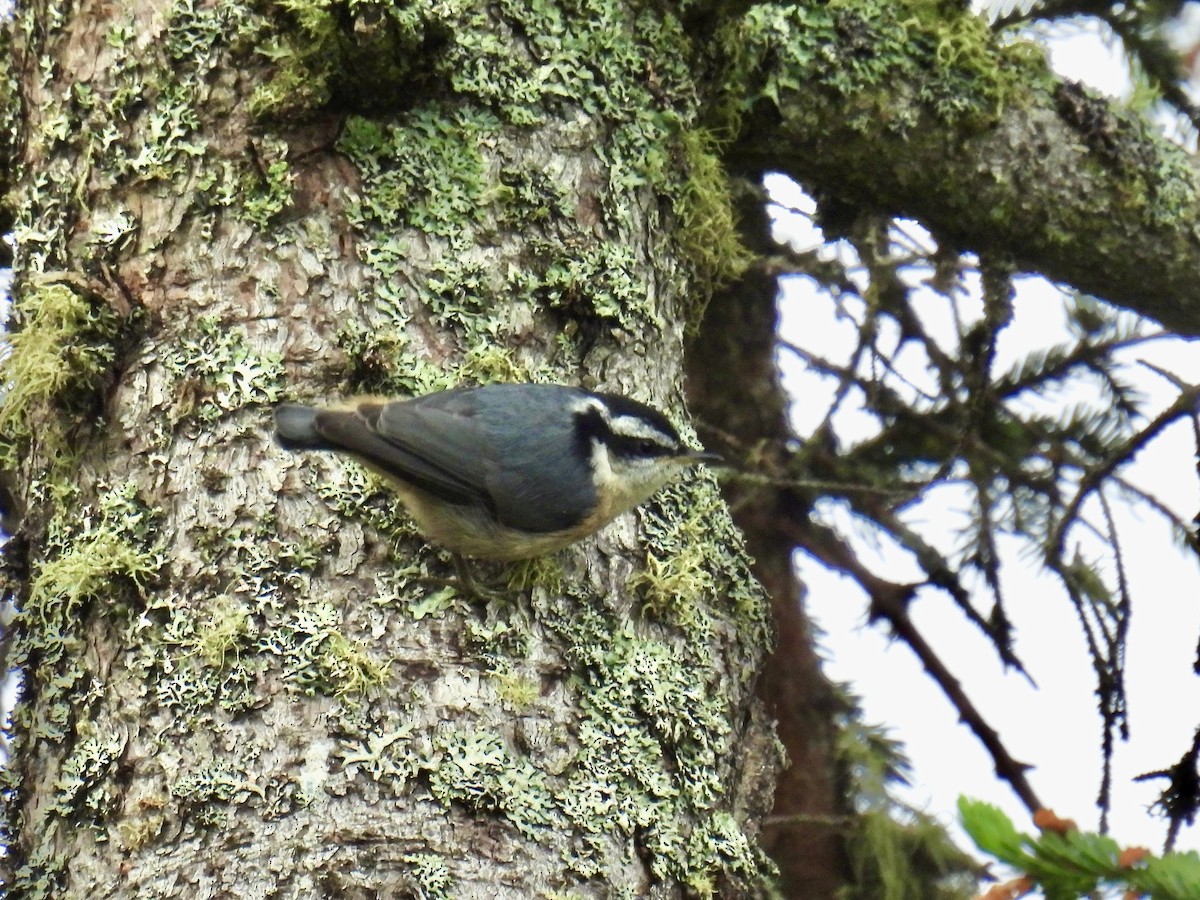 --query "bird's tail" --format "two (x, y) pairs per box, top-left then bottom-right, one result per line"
(274, 404), (327, 450)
